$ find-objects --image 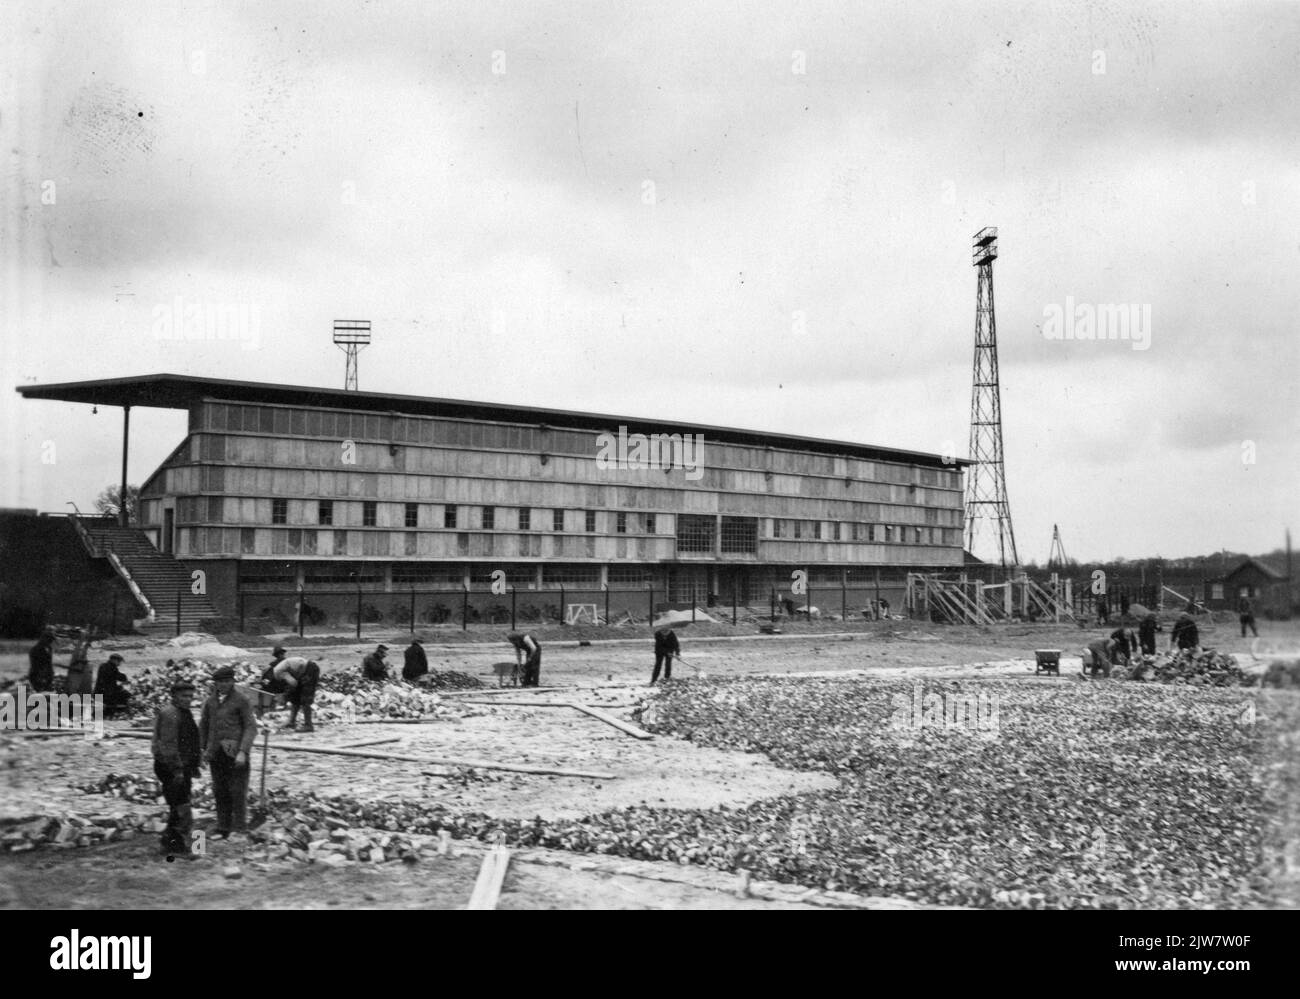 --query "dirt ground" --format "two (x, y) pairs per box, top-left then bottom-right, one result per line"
(2, 617), (1295, 910)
